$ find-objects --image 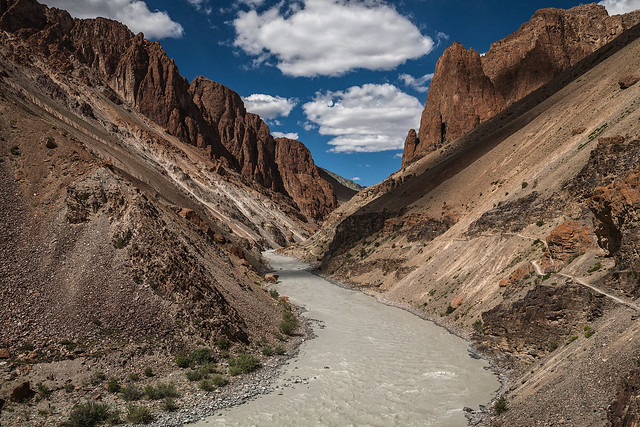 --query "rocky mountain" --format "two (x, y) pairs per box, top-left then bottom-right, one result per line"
(0, 0), (340, 424)
(0, 0), (336, 220)
(317, 167), (363, 203)
(403, 4), (640, 165)
(289, 6), (640, 425)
